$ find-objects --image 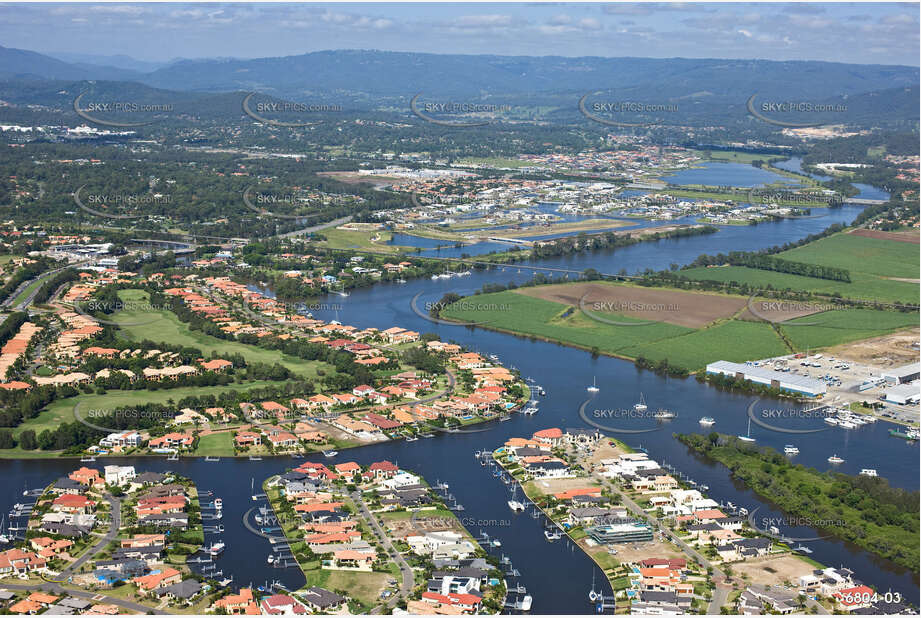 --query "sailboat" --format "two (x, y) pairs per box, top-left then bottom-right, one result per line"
(0, 515), (9, 544)
(586, 377), (600, 393)
(634, 393), (647, 412)
(738, 418), (756, 442)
